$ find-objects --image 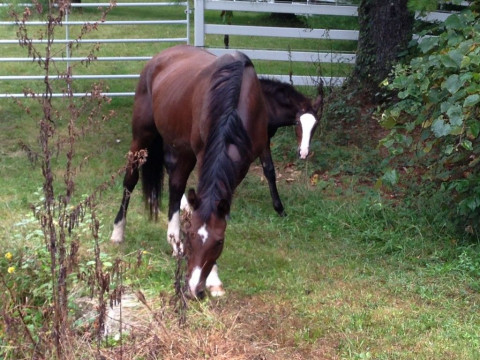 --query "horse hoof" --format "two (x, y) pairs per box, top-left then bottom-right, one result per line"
(111, 220), (125, 243)
(208, 285), (226, 297)
(110, 231), (124, 243)
(111, 236), (123, 244)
